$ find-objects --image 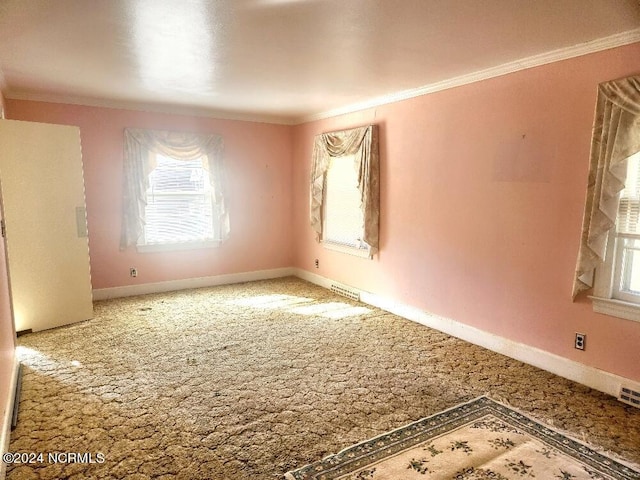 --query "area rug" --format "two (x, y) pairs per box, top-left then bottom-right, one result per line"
(285, 397), (640, 480)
